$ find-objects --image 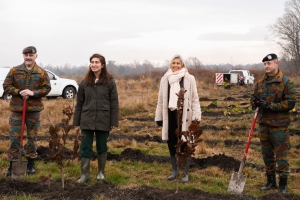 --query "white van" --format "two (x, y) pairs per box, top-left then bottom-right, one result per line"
(0, 67), (78, 100)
